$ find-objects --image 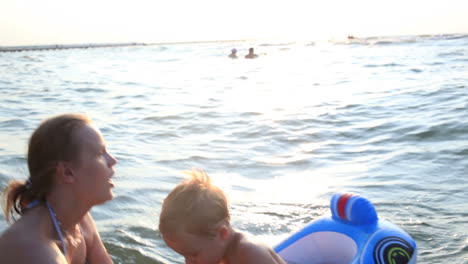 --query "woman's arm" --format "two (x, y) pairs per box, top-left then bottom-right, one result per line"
(81, 212), (114, 264)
